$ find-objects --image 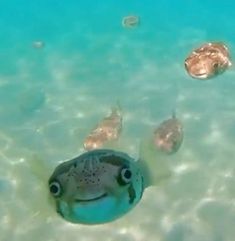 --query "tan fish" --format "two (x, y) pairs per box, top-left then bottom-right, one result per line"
(185, 42), (232, 80)
(153, 112), (183, 154)
(84, 104), (122, 150)
(122, 15), (140, 28)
